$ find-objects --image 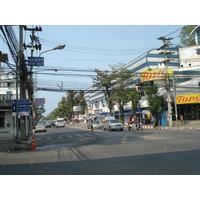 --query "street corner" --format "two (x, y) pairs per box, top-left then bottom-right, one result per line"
(0, 142), (31, 152)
